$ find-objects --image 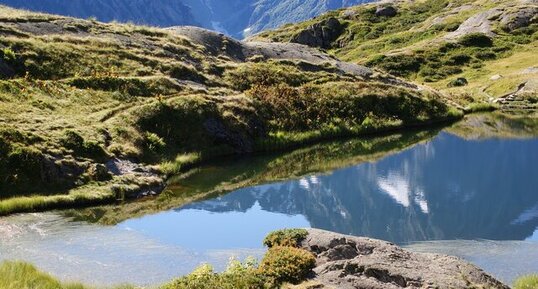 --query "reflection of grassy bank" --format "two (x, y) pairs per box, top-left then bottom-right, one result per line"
(447, 112), (538, 139)
(64, 129), (440, 225)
